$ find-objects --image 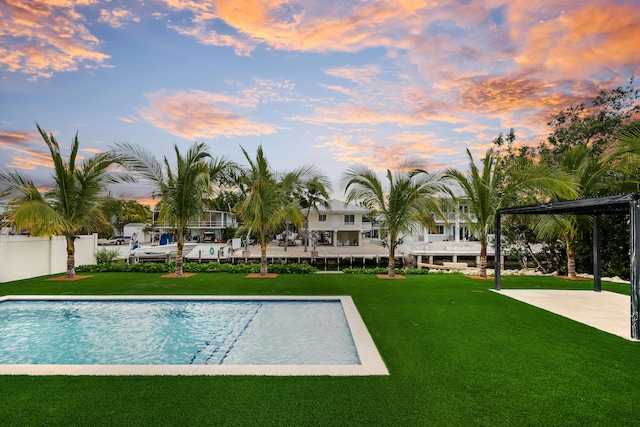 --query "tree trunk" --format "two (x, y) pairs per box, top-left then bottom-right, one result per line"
(525, 240), (547, 273)
(567, 242), (576, 279)
(479, 239), (488, 278)
(175, 230), (184, 275)
(260, 240), (268, 276)
(304, 207), (311, 253)
(388, 246), (395, 278)
(65, 234), (75, 278)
